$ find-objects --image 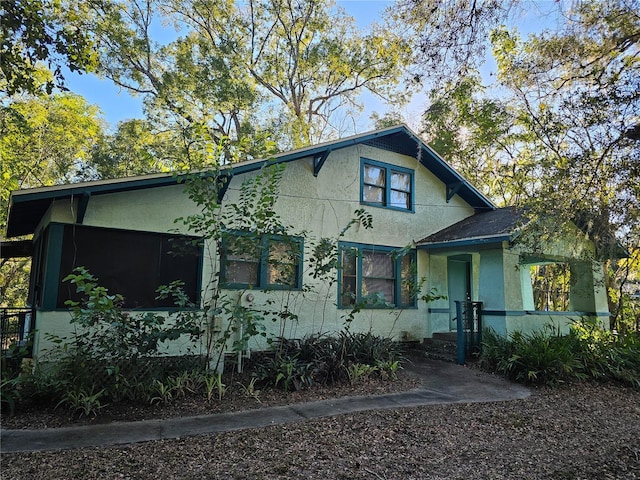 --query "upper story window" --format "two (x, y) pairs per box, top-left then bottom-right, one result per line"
(339, 242), (417, 309)
(361, 158), (414, 212)
(220, 231), (303, 290)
